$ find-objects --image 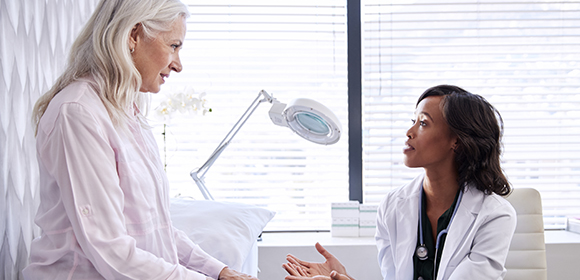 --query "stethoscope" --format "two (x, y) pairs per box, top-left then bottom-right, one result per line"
(415, 185), (463, 279)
